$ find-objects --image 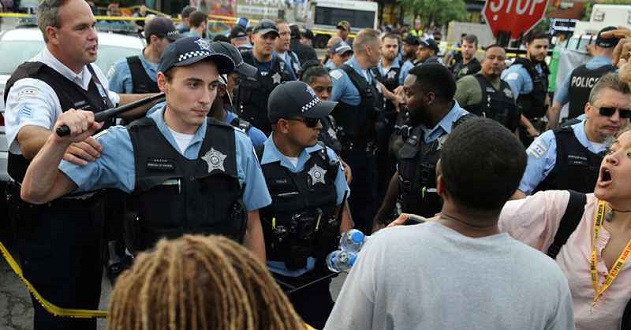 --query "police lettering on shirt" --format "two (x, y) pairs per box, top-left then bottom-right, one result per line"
(570, 76), (600, 89)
